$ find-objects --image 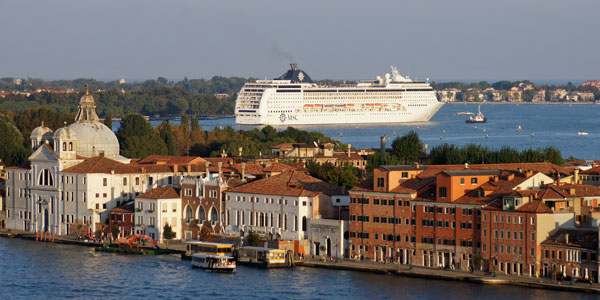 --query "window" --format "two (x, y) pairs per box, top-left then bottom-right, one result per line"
(123, 177), (127, 186)
(439, 187), (447, 198)
(530, 217), (535, 225)
(531, 232), (535, 241)
(401, 172), (408, 178)
(460, 178), (465, 185)
(471, 178), (477, 184)
(136, 177), (140, 185)
(377, 178), (385, 187)
(103, 178), (107, 186)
